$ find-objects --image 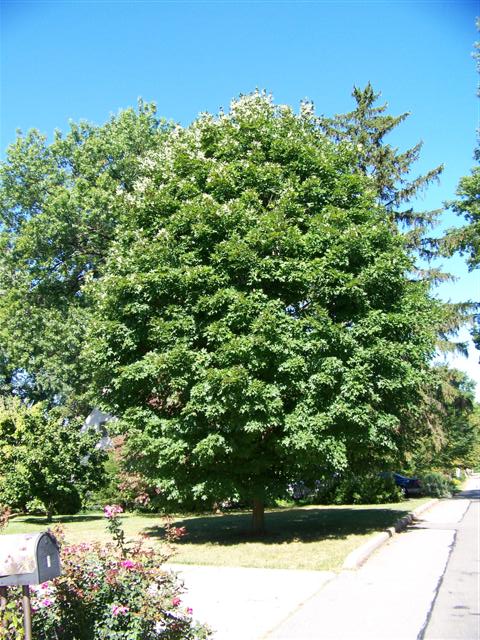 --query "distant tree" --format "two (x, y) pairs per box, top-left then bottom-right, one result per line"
(410, 367), (480, 472)
(468, 405), (480, 470)
(0, 397), (106, 520)
(444, 164), (480, 271)
(0, 103), (170, 406)
(84, 93), (442, 532)
(437, 369), (479, 471)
